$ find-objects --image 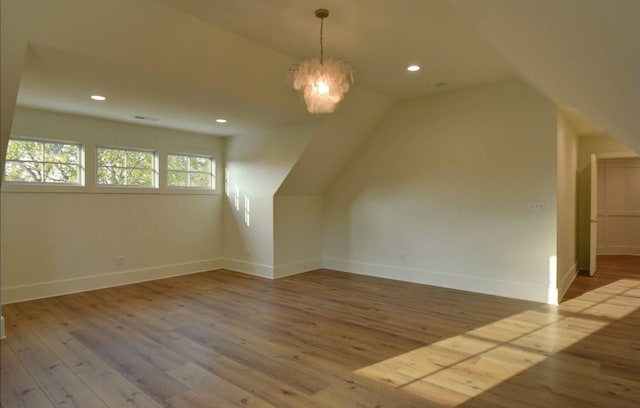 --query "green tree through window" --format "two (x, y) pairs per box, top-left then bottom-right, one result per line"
(4, 138), (81, 184)
(97, 147), (156, 186)
(167, 153), (214, 189)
